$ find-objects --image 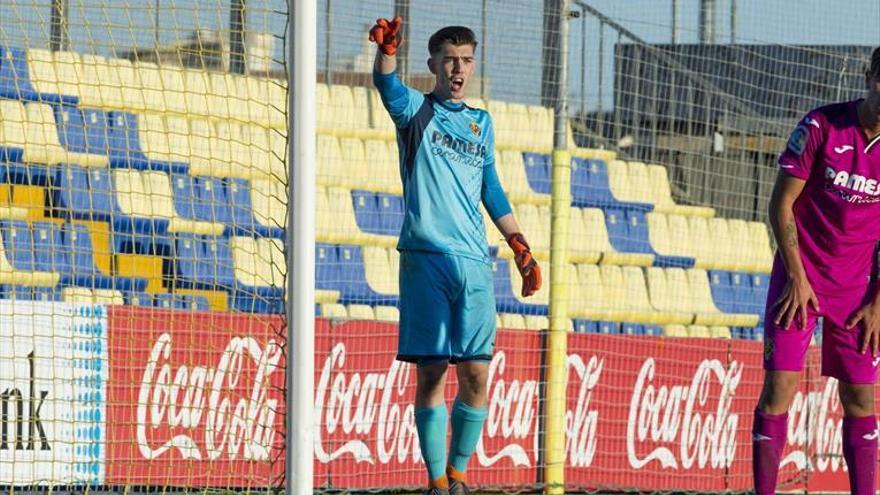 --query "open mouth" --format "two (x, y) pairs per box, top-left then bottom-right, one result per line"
(450, 77), (464, 92)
